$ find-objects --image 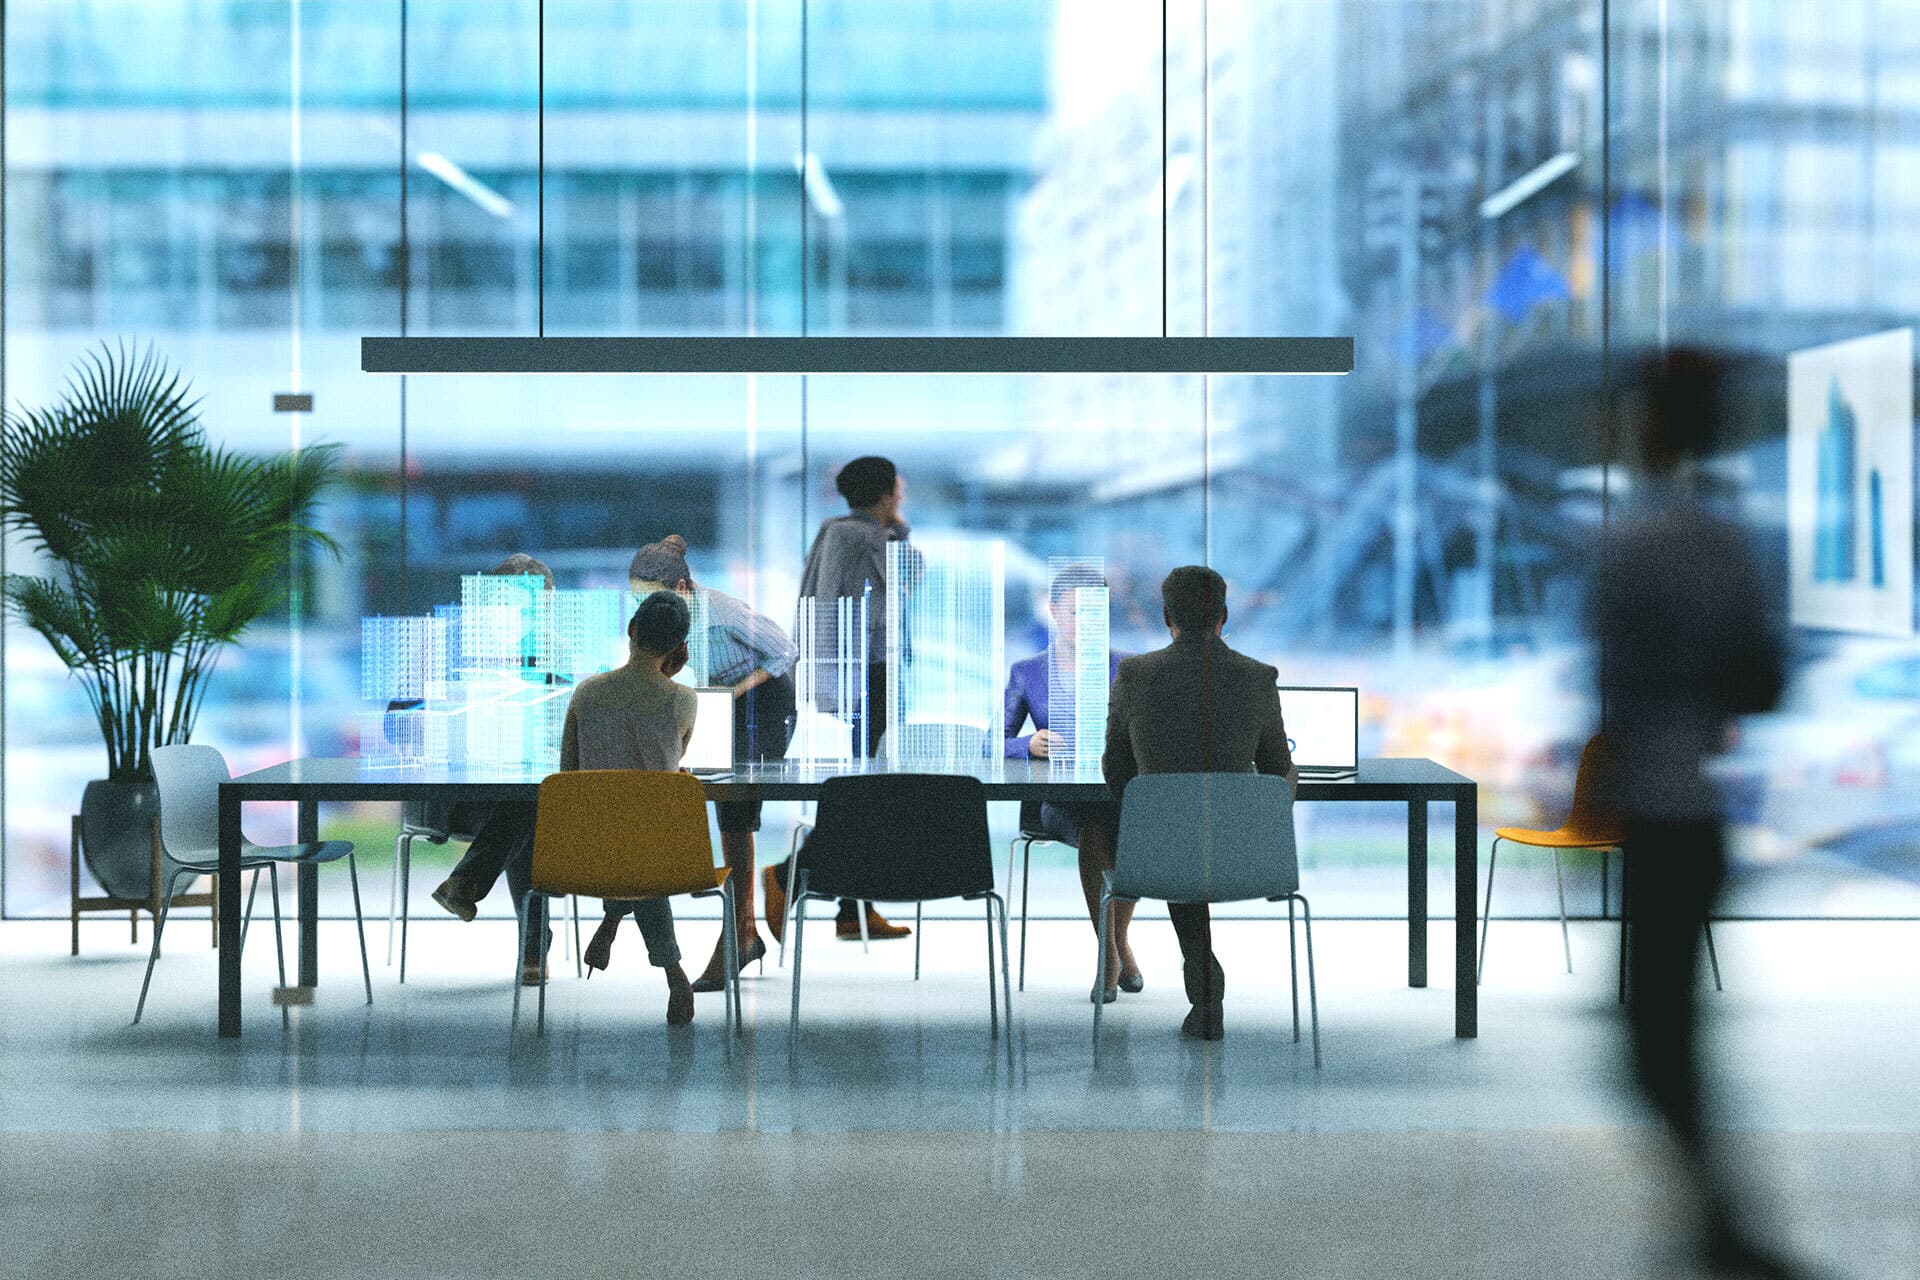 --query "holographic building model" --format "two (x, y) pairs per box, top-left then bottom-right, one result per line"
(884, 539), (1005, 762)
(1045, 556), (1110, 769)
